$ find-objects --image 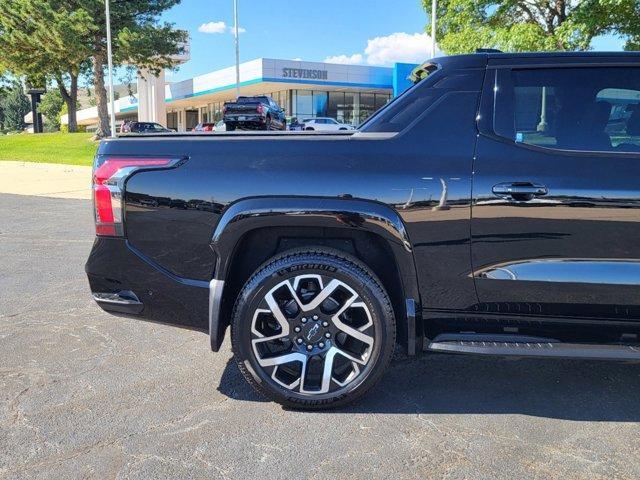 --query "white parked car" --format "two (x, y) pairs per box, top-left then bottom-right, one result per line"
(215, 120), (227, 132)
(302, 117), (355, 131)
